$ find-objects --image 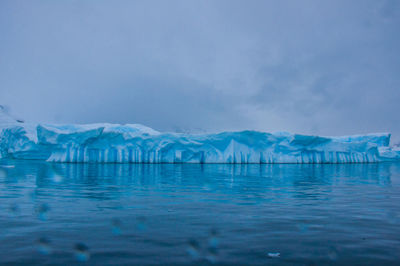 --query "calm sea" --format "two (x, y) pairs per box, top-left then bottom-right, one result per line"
(1, 160), (400, 265)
